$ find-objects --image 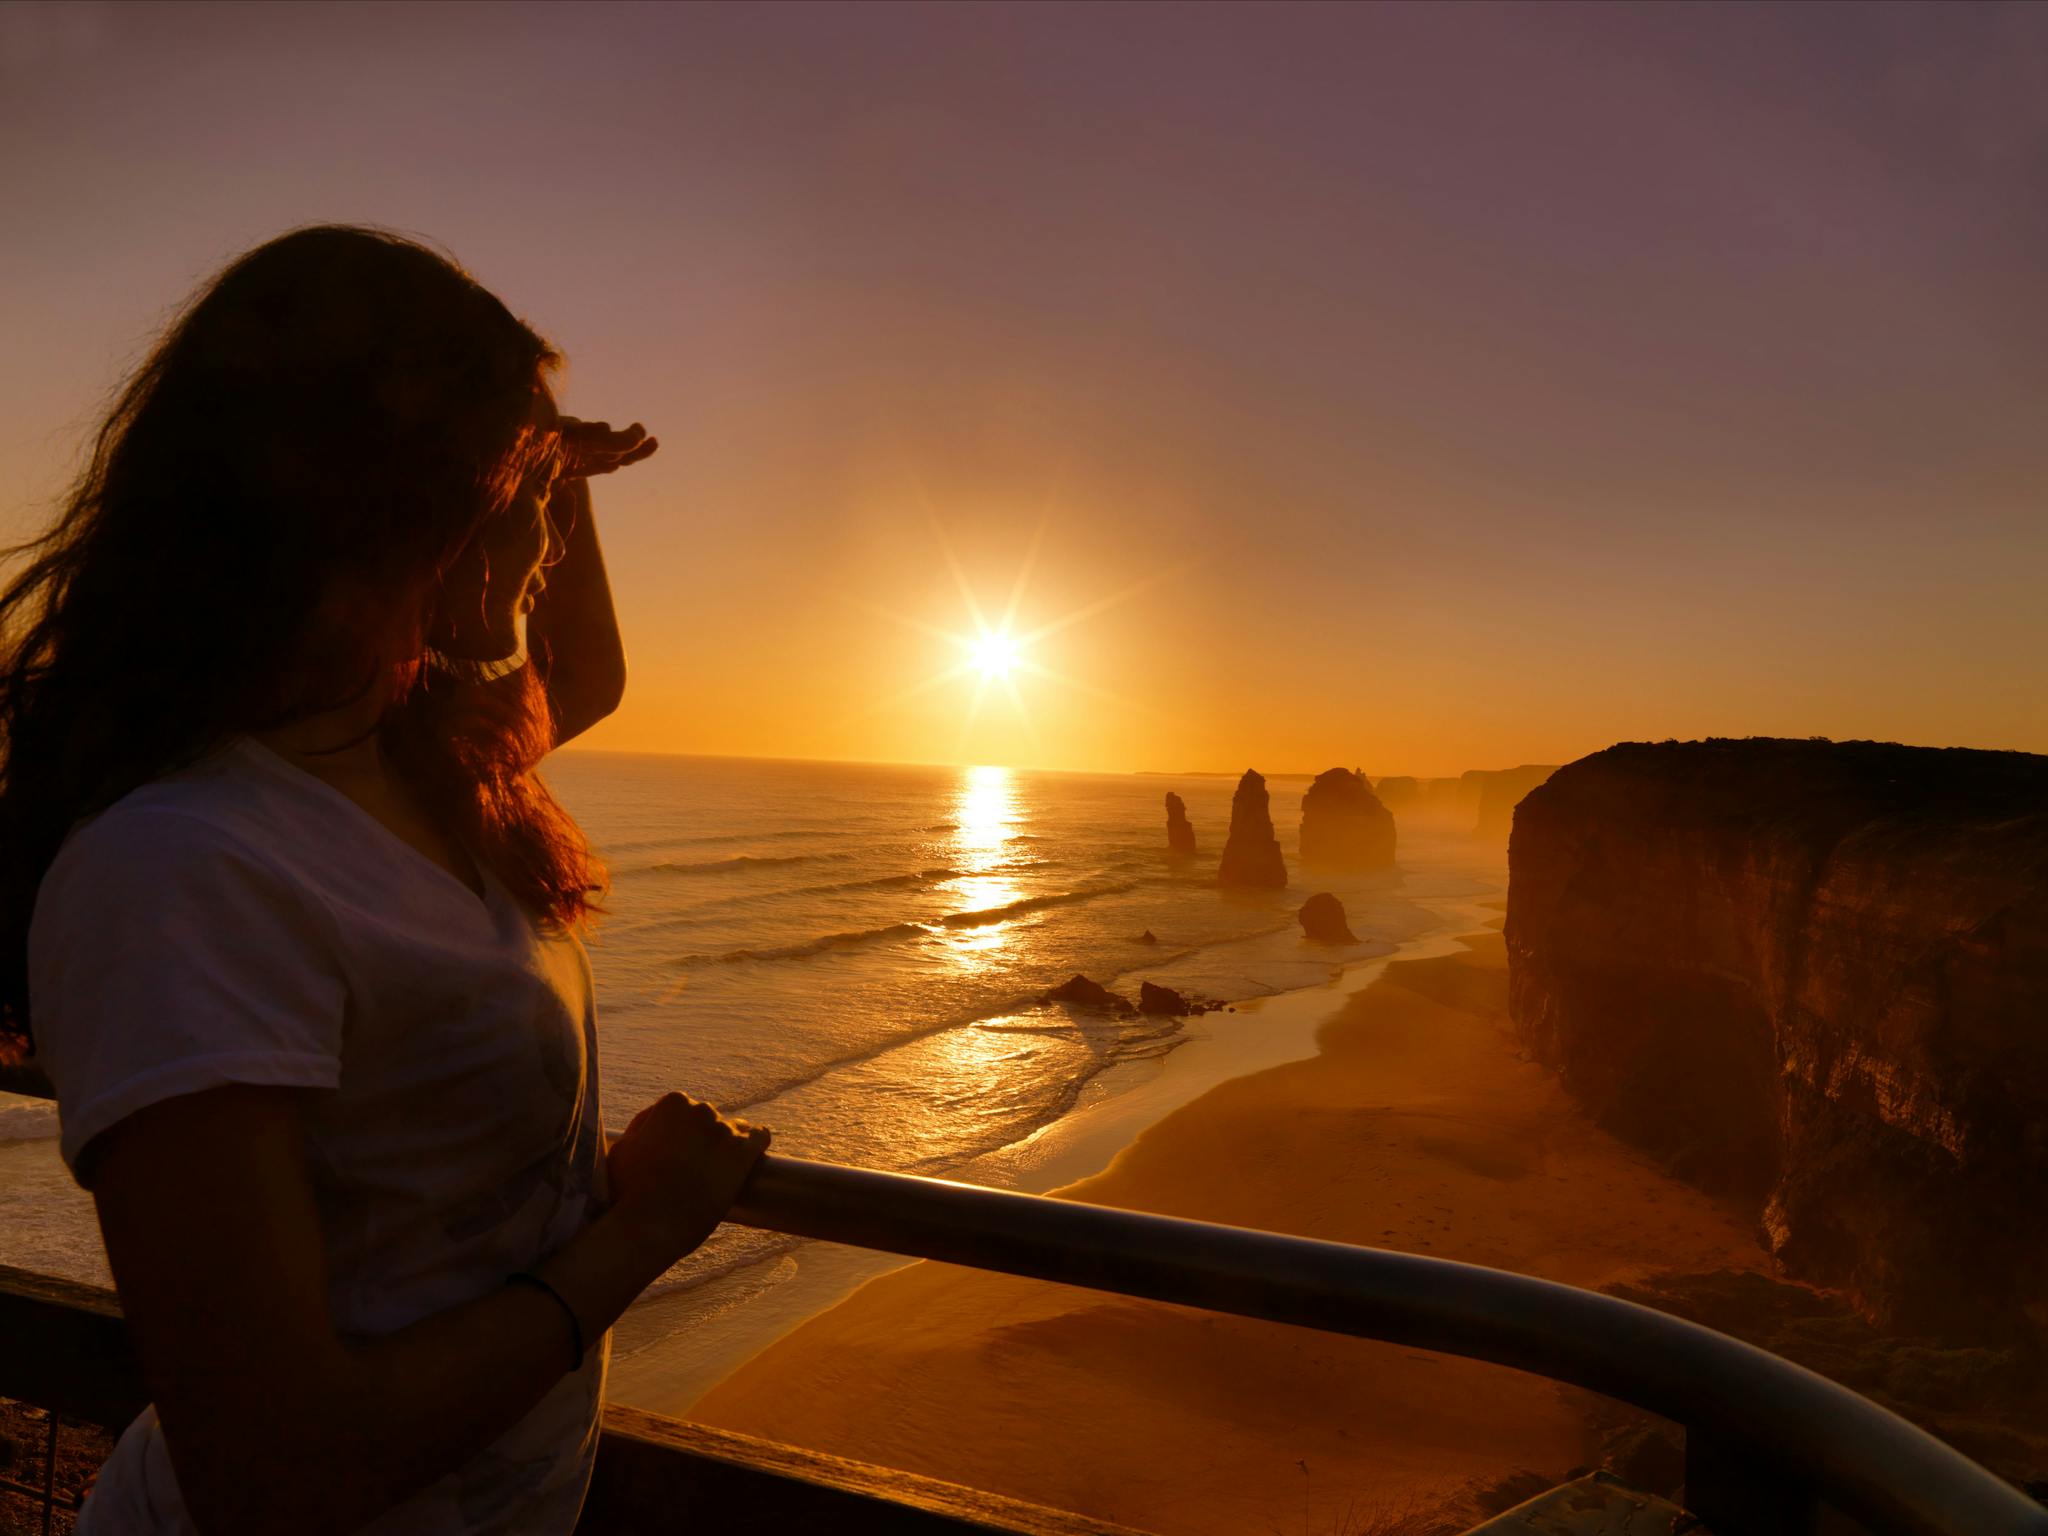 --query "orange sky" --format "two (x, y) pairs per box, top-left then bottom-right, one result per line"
(3, 3), (2044, 777)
